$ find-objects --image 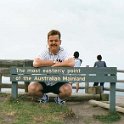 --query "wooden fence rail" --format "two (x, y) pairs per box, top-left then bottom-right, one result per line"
(0, 59), (123, 113)
(0, 59), (124, 93)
